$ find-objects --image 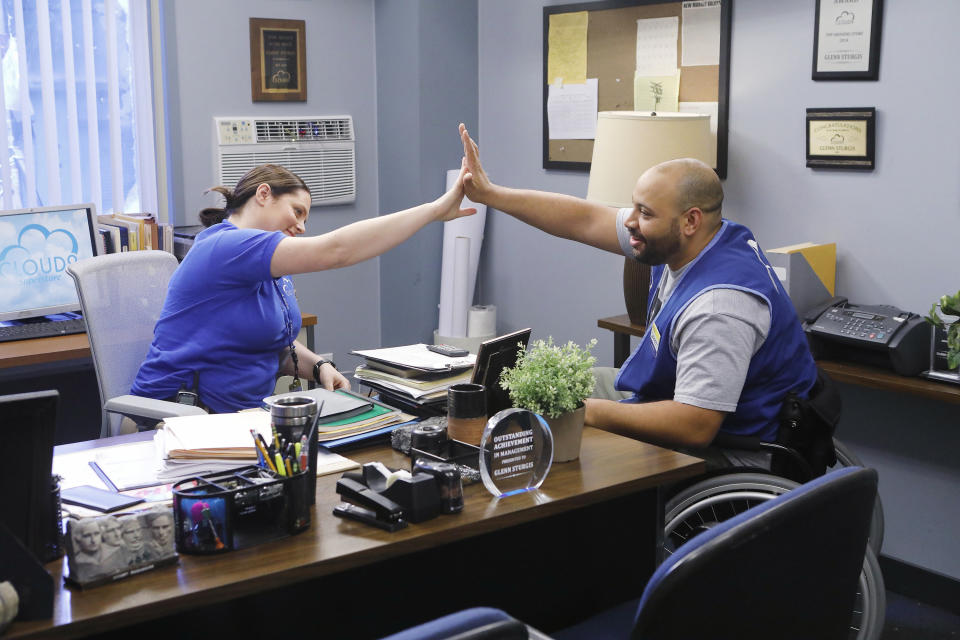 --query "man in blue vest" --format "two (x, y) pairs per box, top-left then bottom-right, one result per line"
(459, 124), (818, 468)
